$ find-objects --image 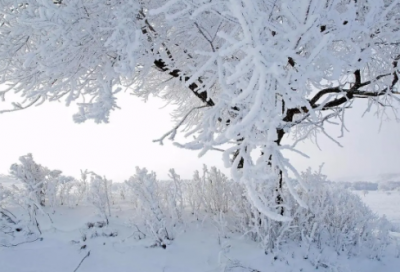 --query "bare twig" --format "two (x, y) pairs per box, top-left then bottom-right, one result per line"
(153, 105), (210, 145)
(73, 250), (91, 272)
(194, 22), (216, 52)
(0, 237), (40, 247)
